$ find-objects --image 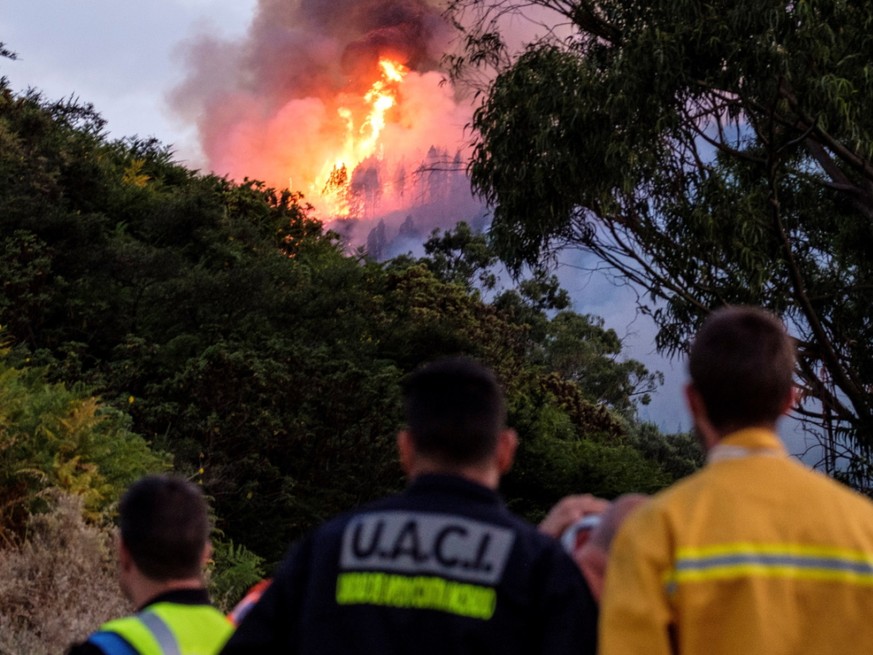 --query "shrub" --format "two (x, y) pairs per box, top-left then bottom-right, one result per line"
(208, 539), (266, 612)
(0, 340), (170, 541)
(0, 491), (129, 654)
